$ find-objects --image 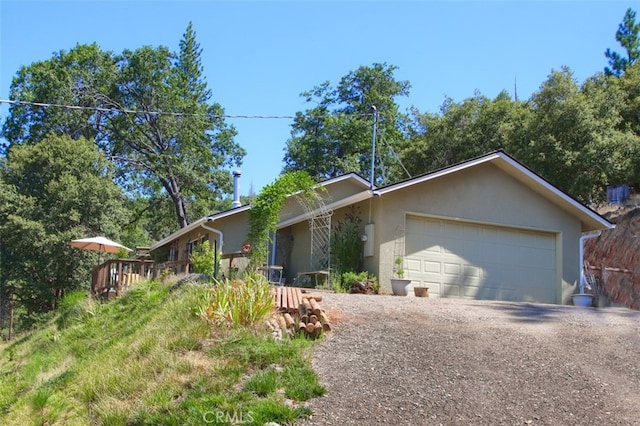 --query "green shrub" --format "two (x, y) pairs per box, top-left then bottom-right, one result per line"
(190, 240), (217, 278)
(331, 206), (364, 276)
(339, 271), (378, 293)
(198, 274), (274, 327)
(248, 171), (320, 272)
